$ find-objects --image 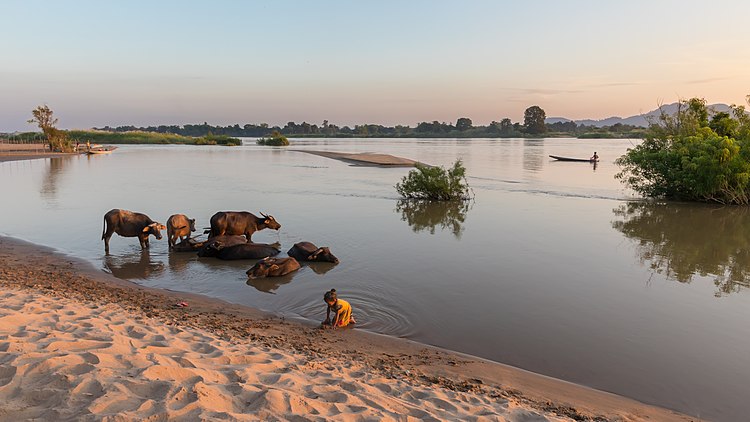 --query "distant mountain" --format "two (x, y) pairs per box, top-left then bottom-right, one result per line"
(547, 103), (734, 127)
